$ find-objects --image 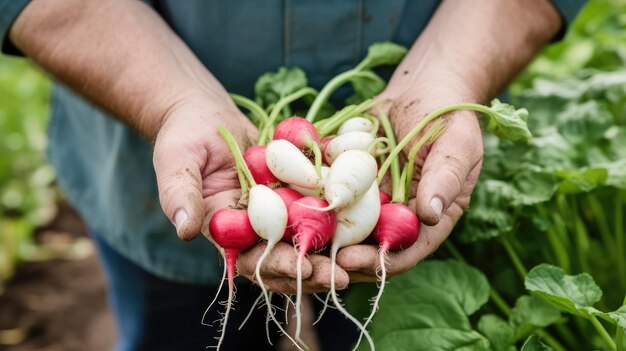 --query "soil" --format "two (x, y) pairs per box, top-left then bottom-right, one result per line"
(0, 203), (115, 351)
(0, 204), (318, 351)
